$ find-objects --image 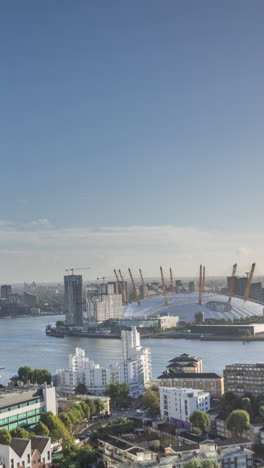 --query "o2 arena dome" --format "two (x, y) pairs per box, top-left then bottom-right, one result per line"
(123, 292), (264, 322)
